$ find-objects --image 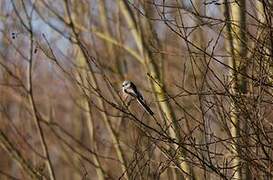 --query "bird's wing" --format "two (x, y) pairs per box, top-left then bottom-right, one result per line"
(130, 83), (144, 100)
